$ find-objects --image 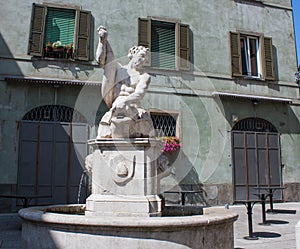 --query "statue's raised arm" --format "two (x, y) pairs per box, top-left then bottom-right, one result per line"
(96, 26), (118, 108)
